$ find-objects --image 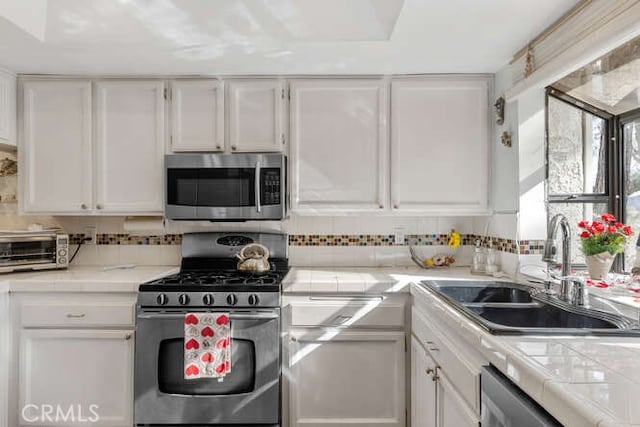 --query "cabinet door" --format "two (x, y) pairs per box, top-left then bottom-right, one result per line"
(19, 329), (133, 427)
(170, 80), (224, 152)
(288, 329), (405, 427)
(22, 80), (92, 213)
(227, 79), (284, 152)
(437, 370), (478, 427)
(0, 291), (7, 427)
(391, 77), (490, 214)
(95, 80), (165, 214)
(411, 336), (437, 427)
(290, 79), (387, 213)
(0, 69), (16, 145)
